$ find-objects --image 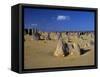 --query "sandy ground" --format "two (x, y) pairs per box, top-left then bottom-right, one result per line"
(24, 35), (94, 69)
